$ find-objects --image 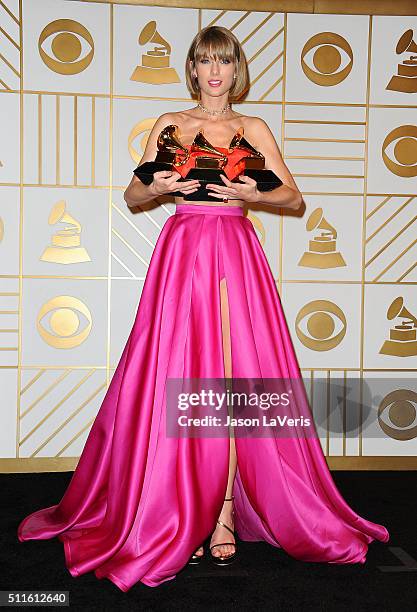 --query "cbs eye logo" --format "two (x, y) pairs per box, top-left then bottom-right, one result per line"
(37, 296), (92, 349)
(378, 389), (417, 441)
(301, 32), (353, 86)
(128, 118), (157, 164)
(382, 125), (417, 178)
(295, 299), (347, 351)
(38, 19), (94, 75)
